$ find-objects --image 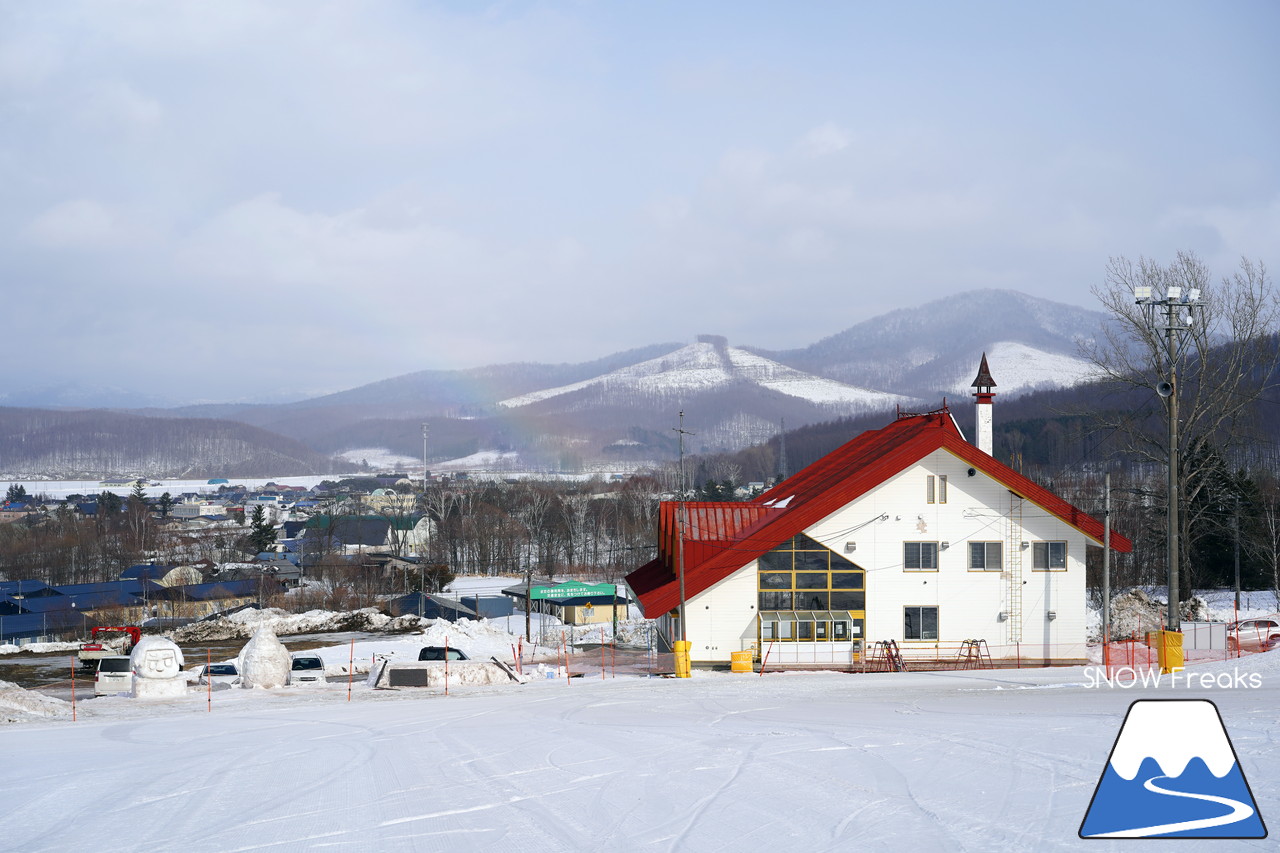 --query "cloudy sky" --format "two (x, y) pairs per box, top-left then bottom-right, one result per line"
(3, 1), (1277, 403)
